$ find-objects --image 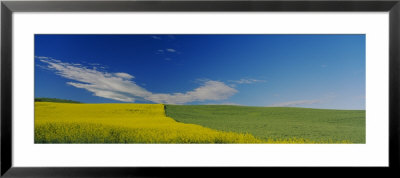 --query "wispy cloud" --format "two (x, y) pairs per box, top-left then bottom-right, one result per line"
(146, 81), (237, 104)
(166, 48), (177, 53)
(151, 35), (176, 40)
(156, 48), (177, 53)
(36, 56), (50, 60)
(156, 48), (178, 54)
(269, 99), (320, 107)
(156, 48), (179, 61)
(114, 72), (134, 80)
(156, 50), (165, 55)
(229, 78), (266, 85)
(37, 57), (237, 104)
(151, 36), (162, 40)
